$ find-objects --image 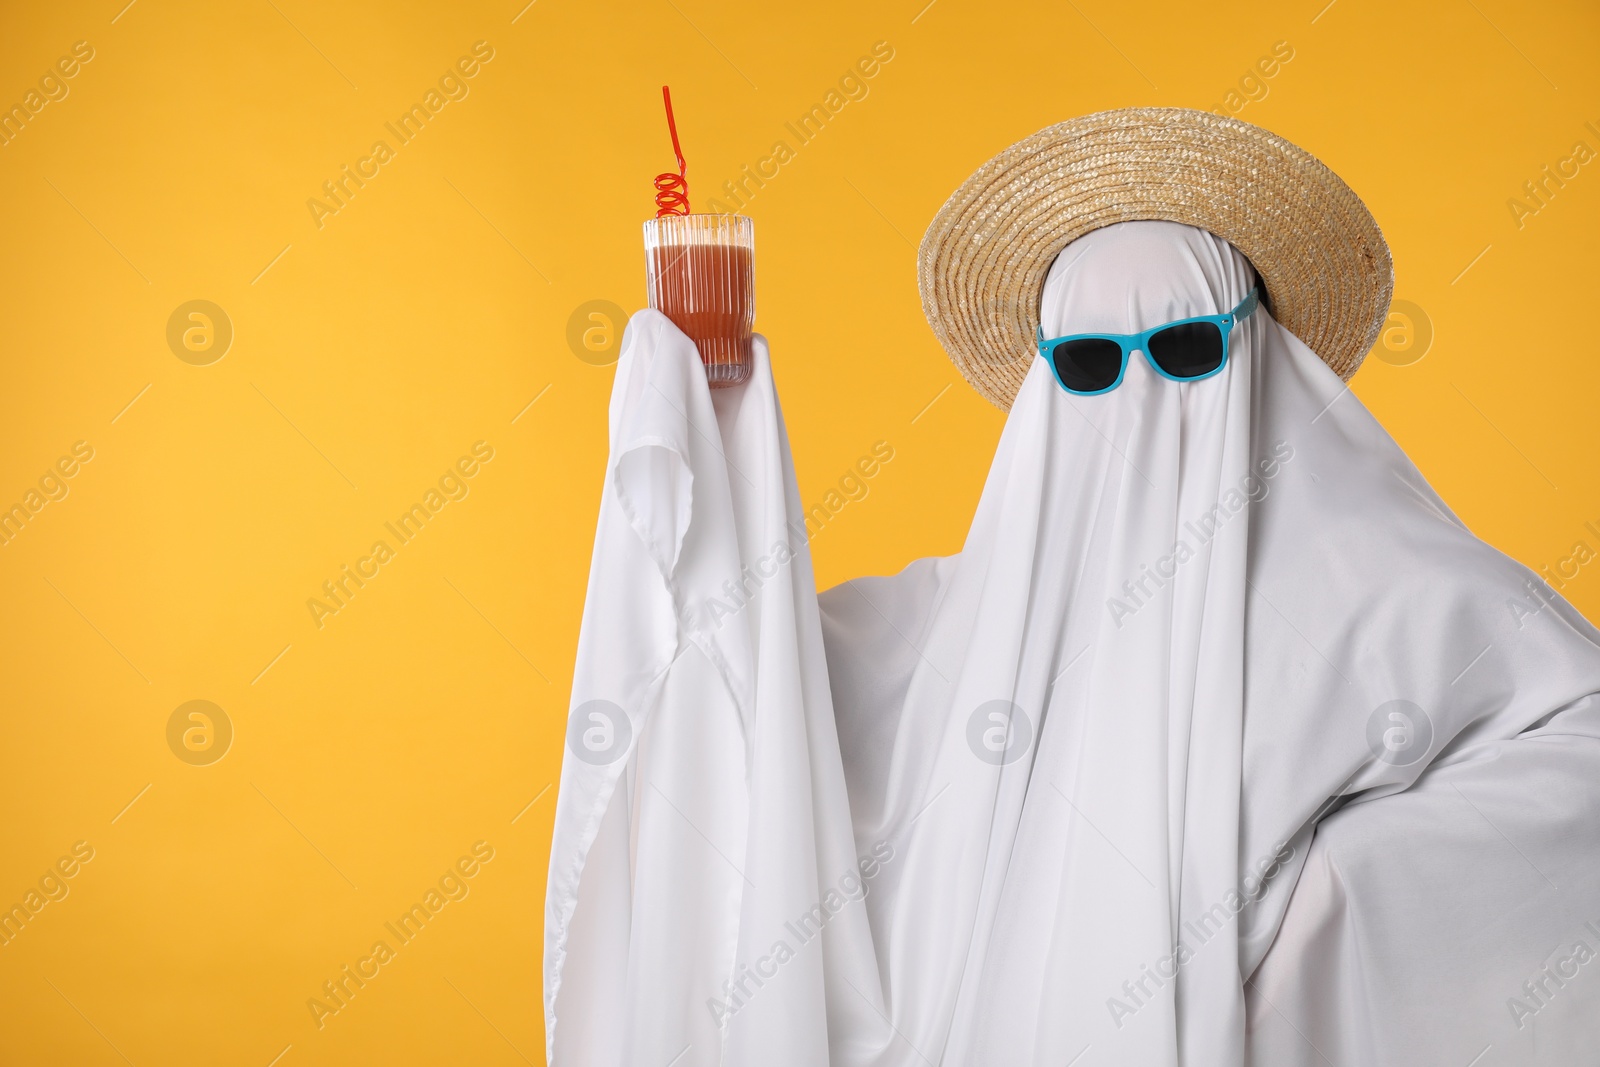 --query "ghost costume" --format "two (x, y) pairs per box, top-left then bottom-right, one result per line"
(545, 221), (1600, 1066)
